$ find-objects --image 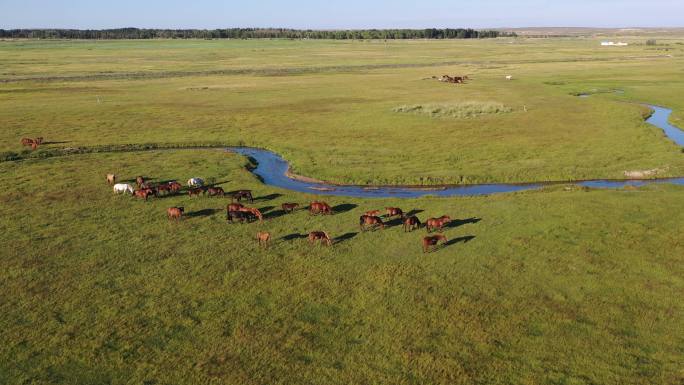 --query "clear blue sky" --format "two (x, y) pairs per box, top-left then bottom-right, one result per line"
(1, 0), (682, 29)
